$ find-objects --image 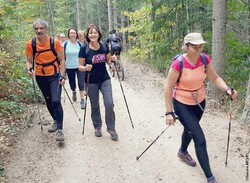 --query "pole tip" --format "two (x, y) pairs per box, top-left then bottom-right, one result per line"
(136, 156), (139, 161)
